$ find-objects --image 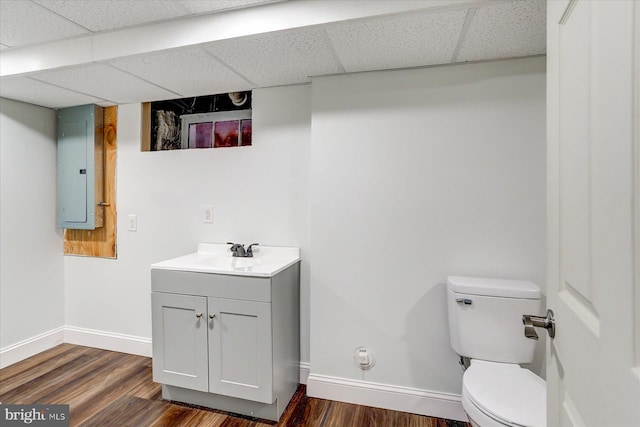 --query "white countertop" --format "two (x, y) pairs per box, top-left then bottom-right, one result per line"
(151, 243), (300, 277)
